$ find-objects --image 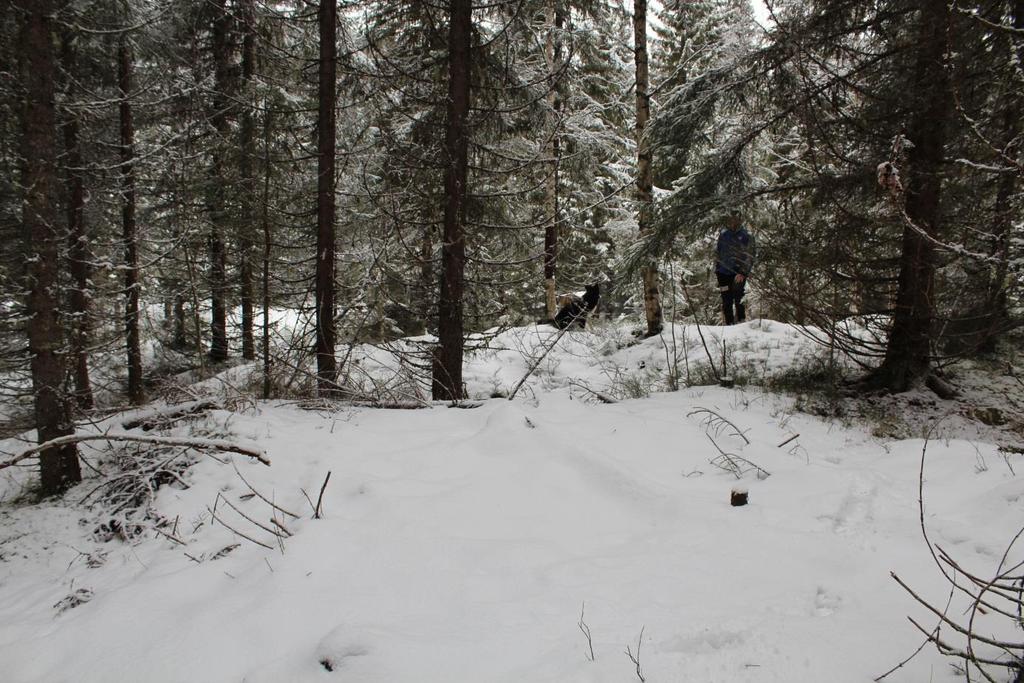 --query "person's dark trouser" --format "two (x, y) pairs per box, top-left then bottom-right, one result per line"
(717, 272), (746, 325)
